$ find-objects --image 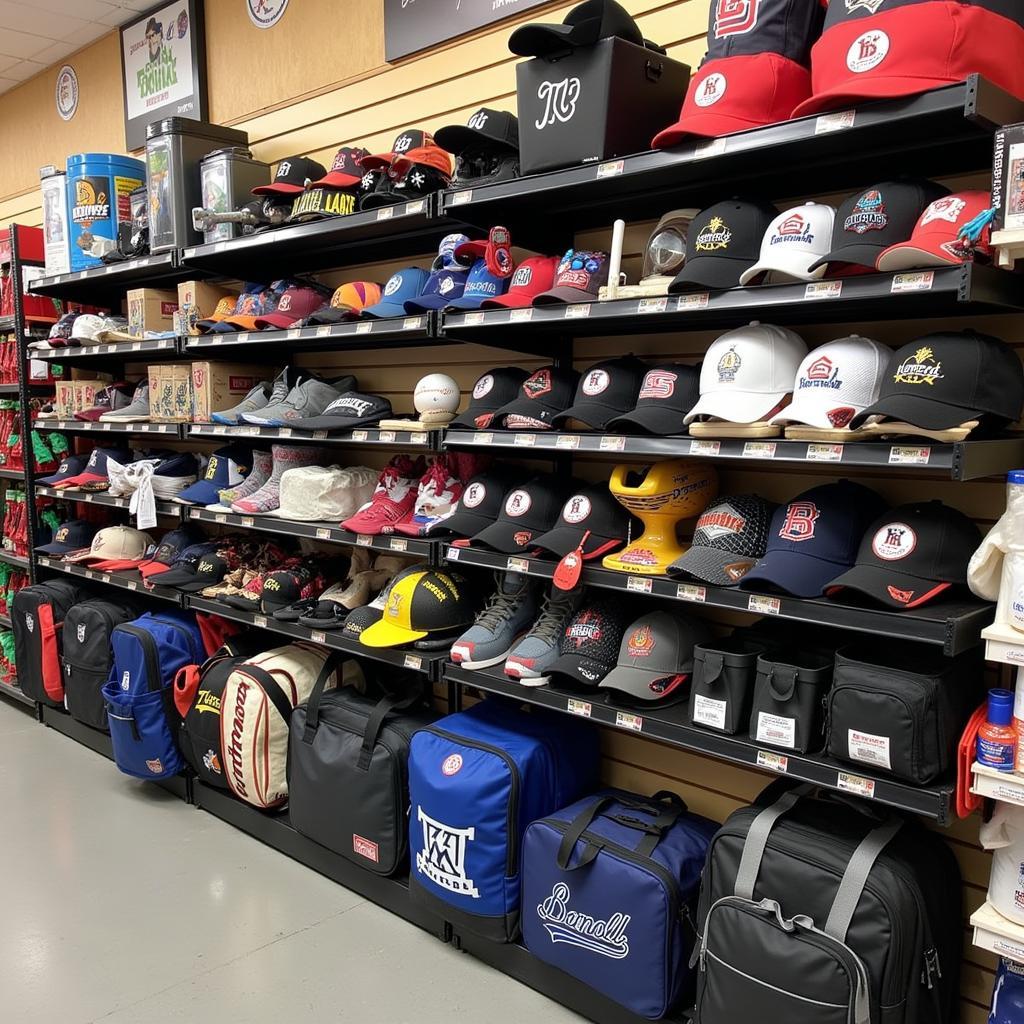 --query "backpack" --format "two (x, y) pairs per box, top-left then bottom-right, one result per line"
(62, 597), (141, 731)
(694, 782), (962, 1024)
(11, 579), (90, 705)
(408, 698), (600, 942)
(522, 789), (718, 1019)
(102, 611), (205, 780)
(221, 642), (343, 809)
(288, 675), (439, 875)
(173, 633), (267, 789)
